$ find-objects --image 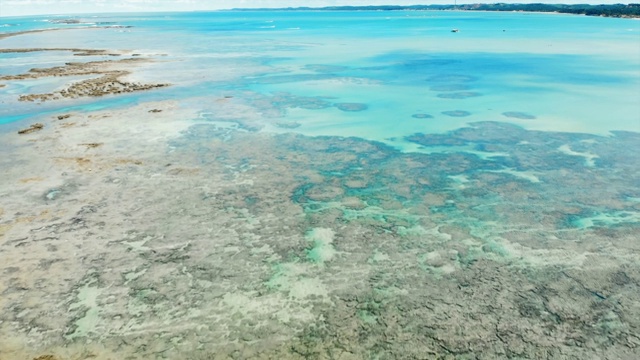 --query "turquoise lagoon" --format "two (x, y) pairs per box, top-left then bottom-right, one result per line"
(1, 11), (639, 138)
(1, 10), (640, 359)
